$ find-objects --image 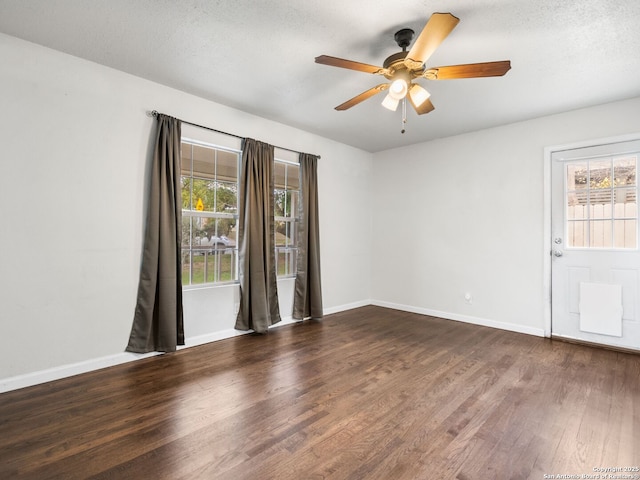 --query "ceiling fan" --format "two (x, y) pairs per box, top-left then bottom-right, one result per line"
(315, 12), (511, 130)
